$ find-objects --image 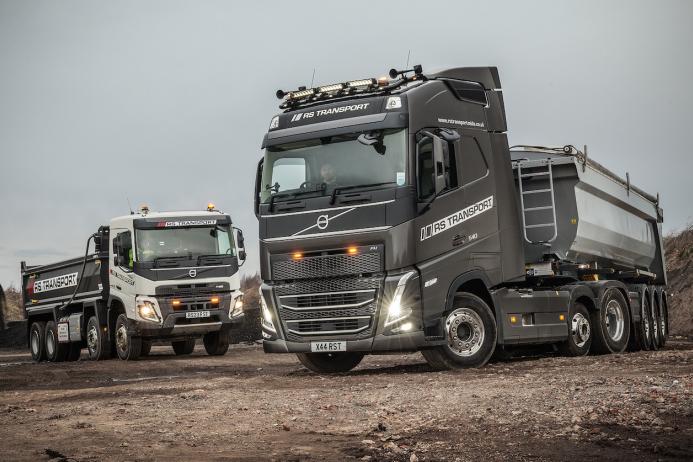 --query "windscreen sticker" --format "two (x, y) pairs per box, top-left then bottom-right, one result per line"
(33, 272), (78, 293)
(289, 103), (370, 123)
(420, 196), (494, 241)
(396, 172), (405, 186)
(158, 220), (217, 228)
